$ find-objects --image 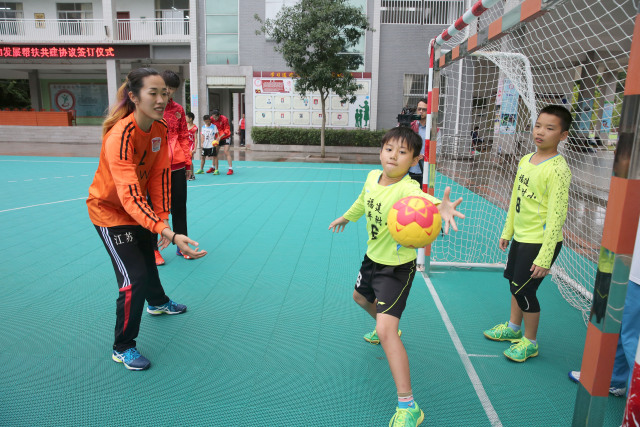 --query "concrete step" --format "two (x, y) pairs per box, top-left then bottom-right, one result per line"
(0, 126), (102, 144)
